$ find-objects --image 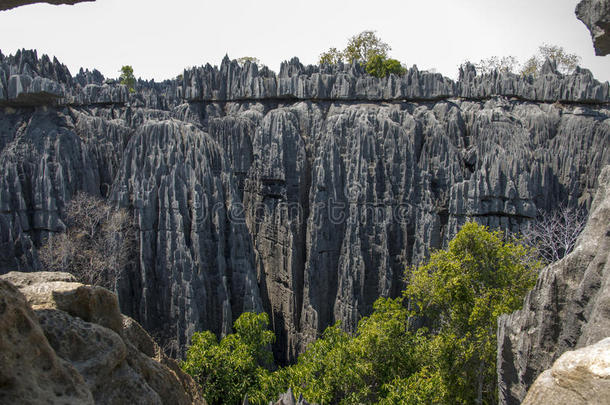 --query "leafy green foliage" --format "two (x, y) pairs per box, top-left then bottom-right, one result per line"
(403, 222), (540, 404)
(181, 312), (277, 405)
(318, 30), (405, 78)
(365, 54), (406, 78)
(182, 223), (540, 404)
(119, 65), (136, 93)
(319, 47), (344, 65)
(343, 30), (390, 64)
